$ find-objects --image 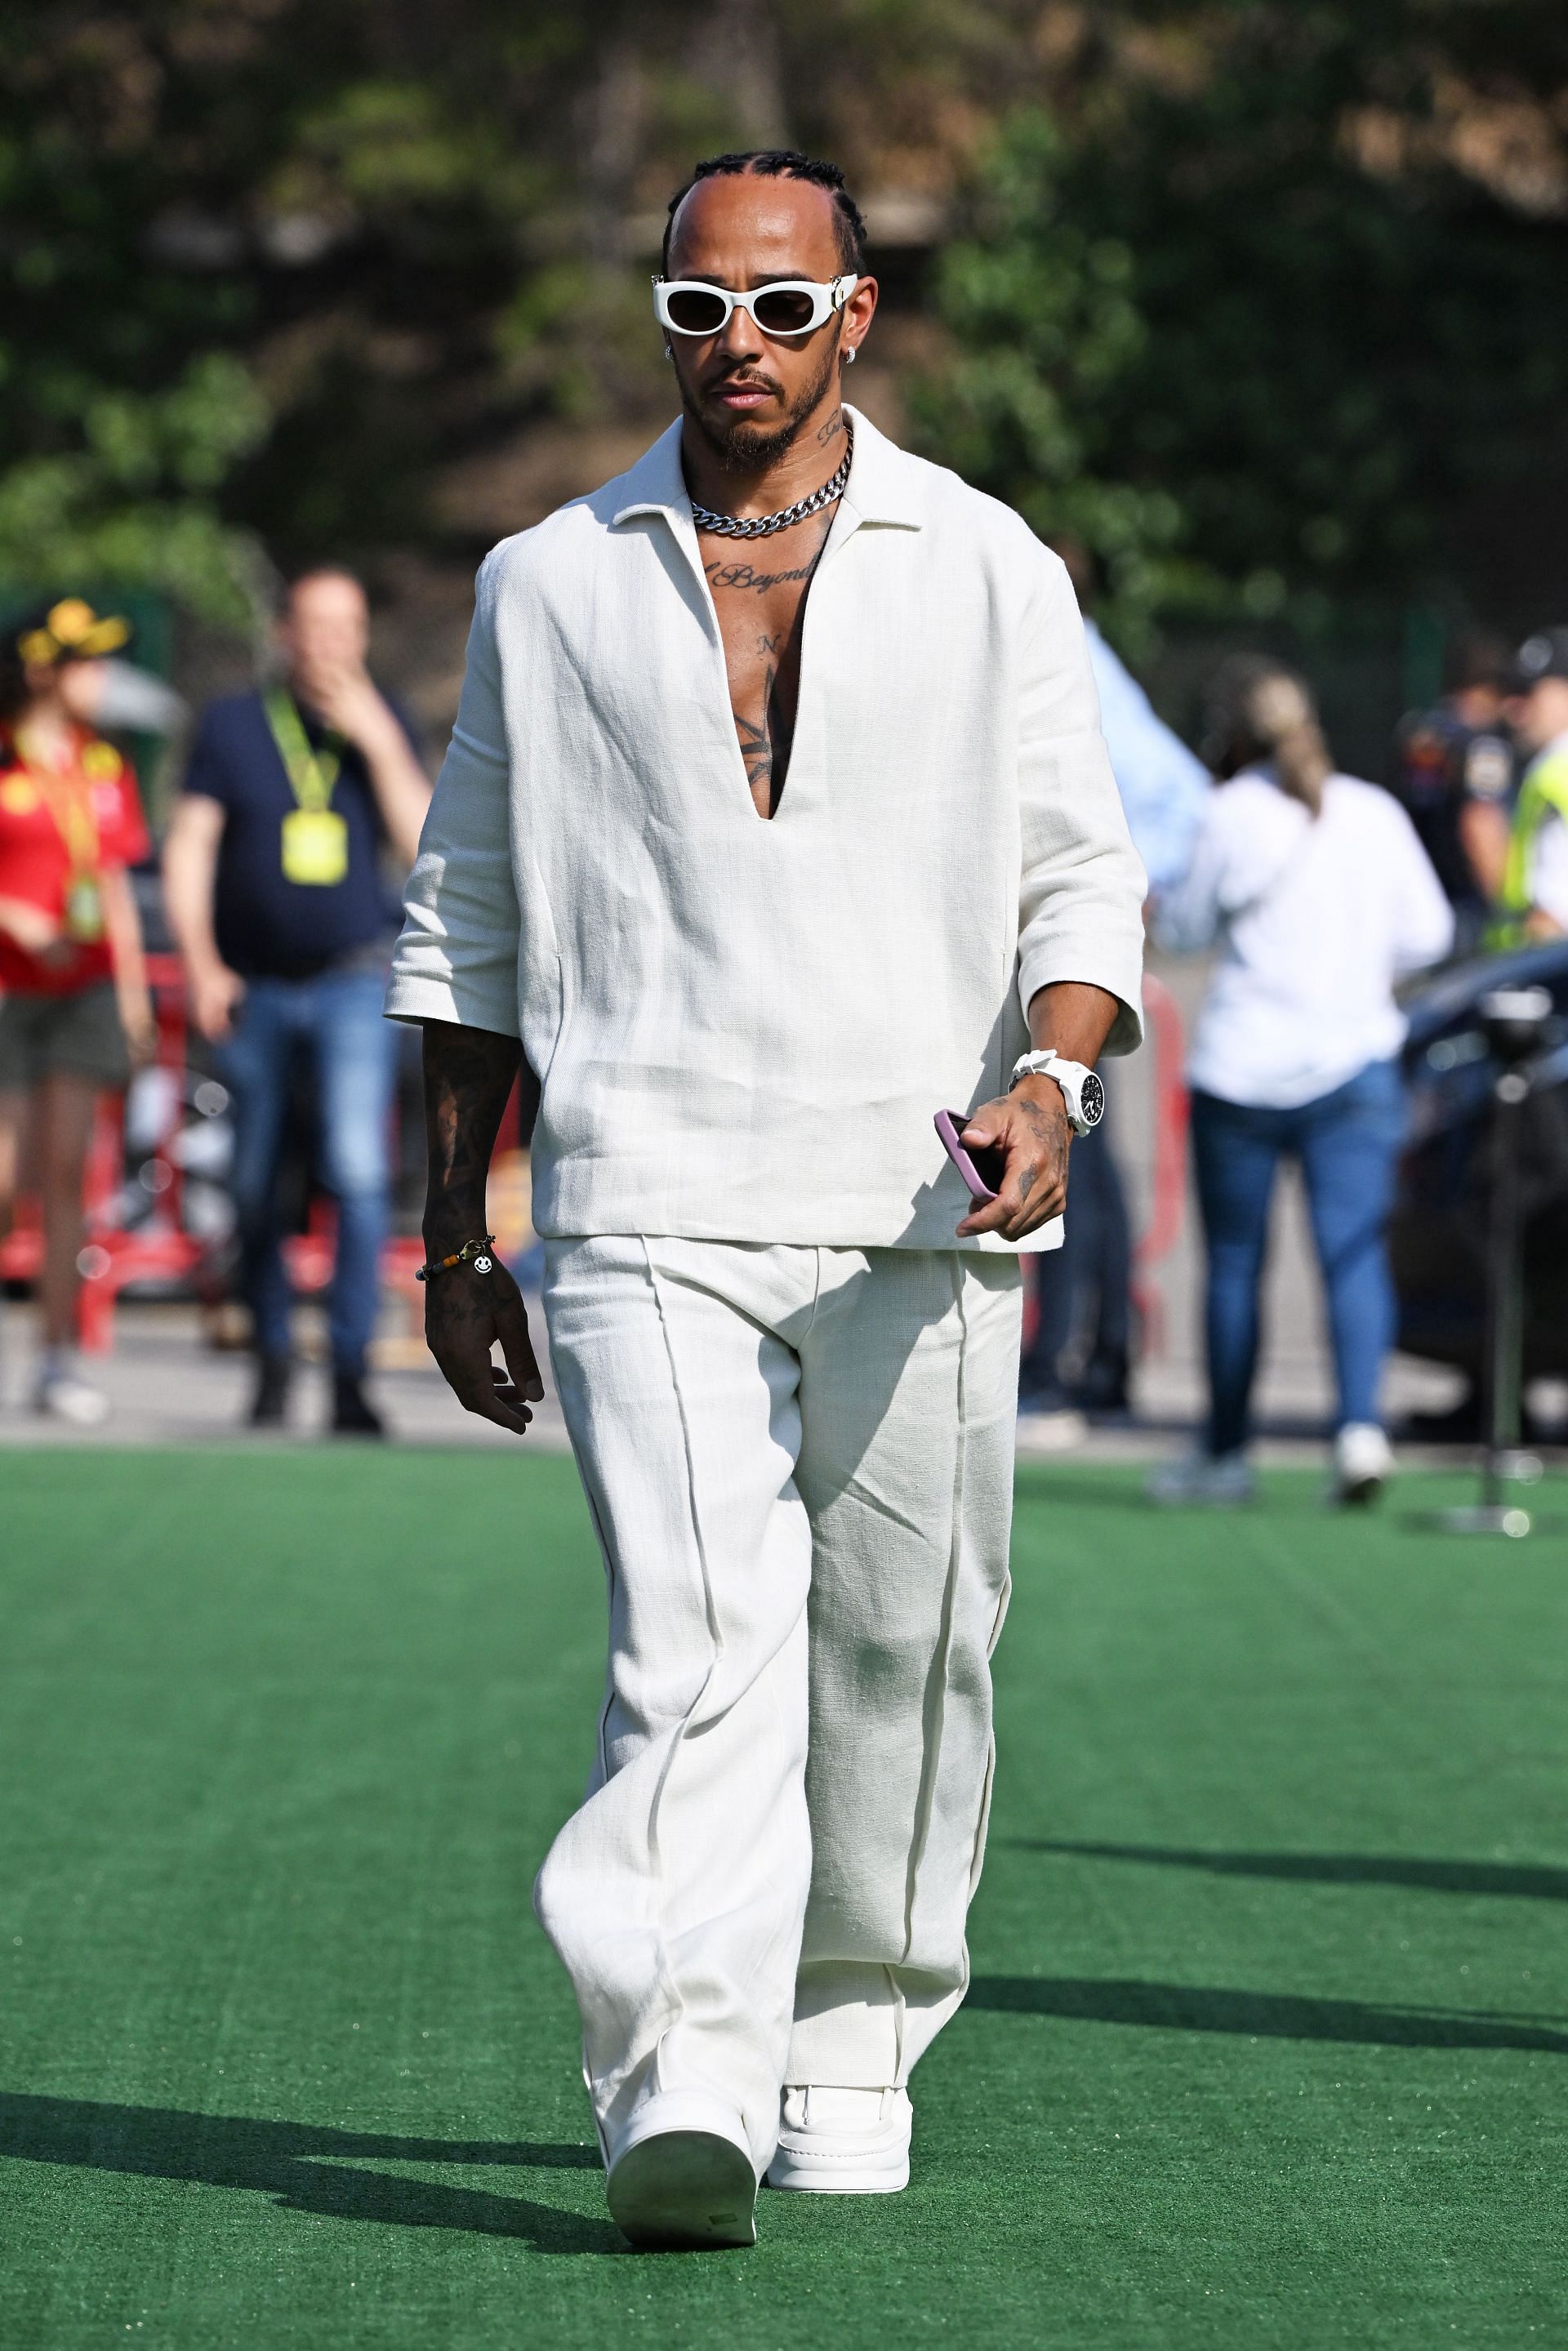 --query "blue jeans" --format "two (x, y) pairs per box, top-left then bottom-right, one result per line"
(1191, 1058), (1407, 1457)
(220, 968), (397, 1375)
